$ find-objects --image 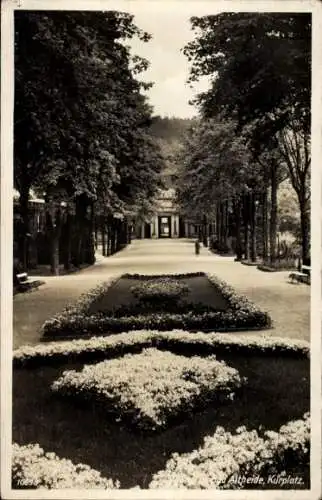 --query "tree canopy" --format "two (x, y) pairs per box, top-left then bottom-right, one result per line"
(180, 12), (311, 260)
(15, 10), (163, 215)
(14, 10), (165, 271)
(184, 12), (311, 140)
